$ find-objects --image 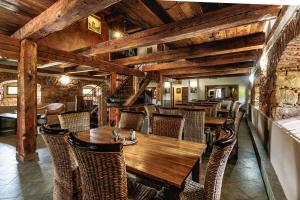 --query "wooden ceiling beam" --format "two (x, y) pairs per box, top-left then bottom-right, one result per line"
(12, 0), (121, 40)
(143, 50), (261, 71)
(160, 62), (253, 76)
(0, 33), (144, 76)
(0, 64), (106, 81)
(76, 5), (280, 55)
(64, 65), (95, 74)
(173, 73), (250, 80)
(37, 45), (144, 76)
(112, 32), (265, 66)
(169, 68), (251, 79)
